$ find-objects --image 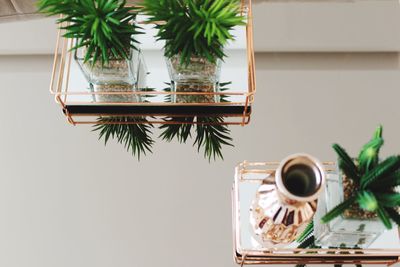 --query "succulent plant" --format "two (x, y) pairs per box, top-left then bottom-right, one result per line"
(321, 126), (400, 229)
(140, 0), (246, 65)
(159, 82), (234, 161)
(93, 116), (154, 160)
(37, 0), (141, 65)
